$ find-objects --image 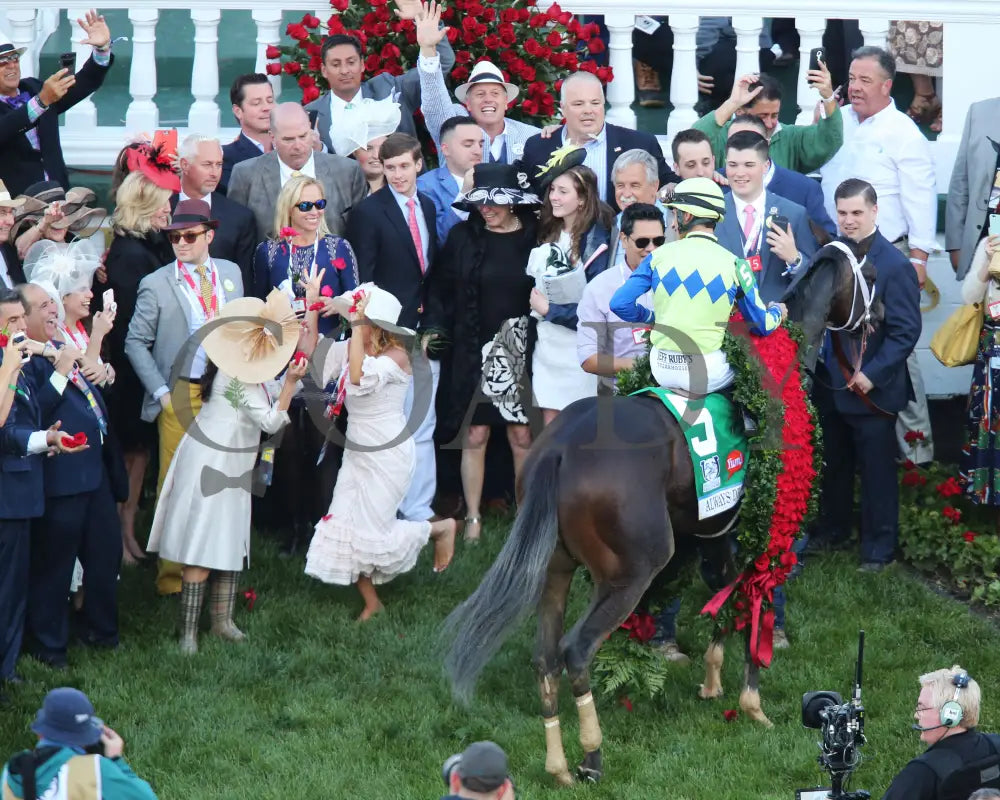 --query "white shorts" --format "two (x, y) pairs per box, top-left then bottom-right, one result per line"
(650, 347), (733, 394)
